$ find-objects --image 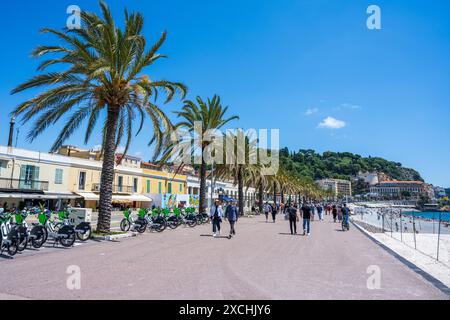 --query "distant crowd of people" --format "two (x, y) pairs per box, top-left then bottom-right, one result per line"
(207, 199), (352, 239)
